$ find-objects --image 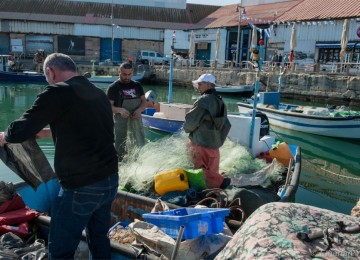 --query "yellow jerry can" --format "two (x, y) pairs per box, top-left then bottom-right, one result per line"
(154, 168), (189, 196)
